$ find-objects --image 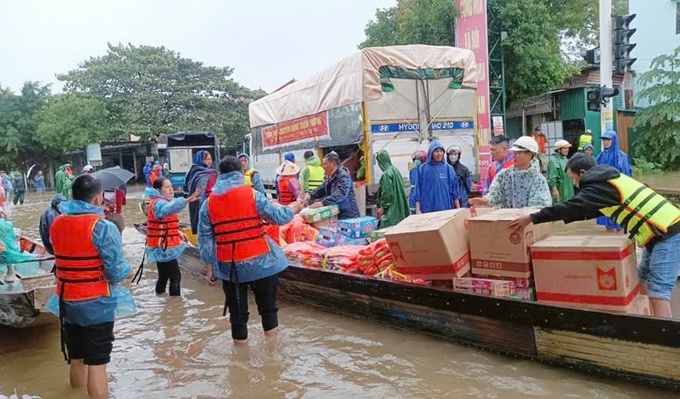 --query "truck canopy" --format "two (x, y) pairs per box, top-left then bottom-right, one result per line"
(248, 45), (477, 128)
